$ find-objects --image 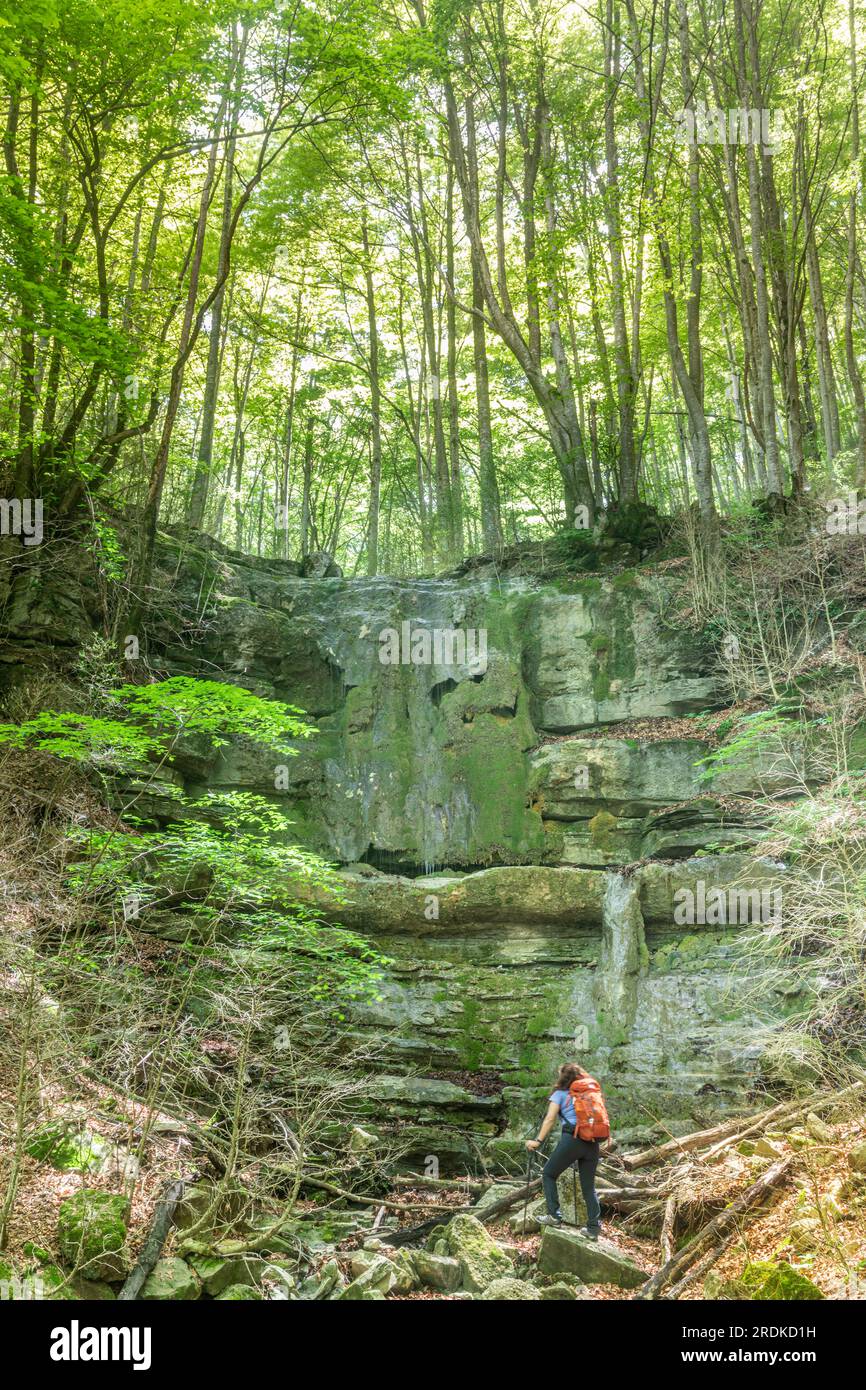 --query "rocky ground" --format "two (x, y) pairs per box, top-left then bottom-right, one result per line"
(2, 1069), (864, 1302)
